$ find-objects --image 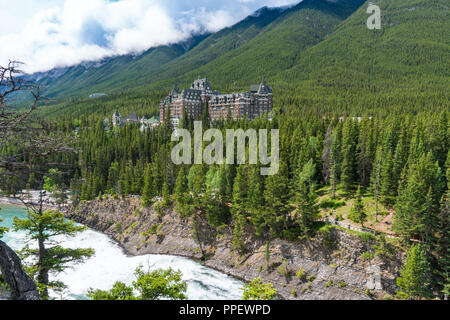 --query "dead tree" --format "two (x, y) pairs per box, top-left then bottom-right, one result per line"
(0, 61), (76, 299)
